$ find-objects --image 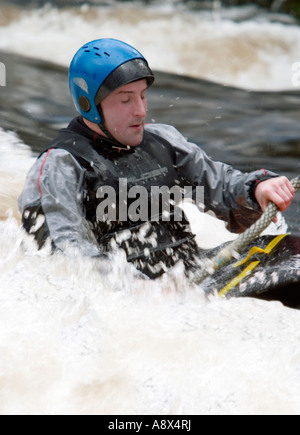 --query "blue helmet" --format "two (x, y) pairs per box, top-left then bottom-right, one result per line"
(69, 38), (154, 125)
